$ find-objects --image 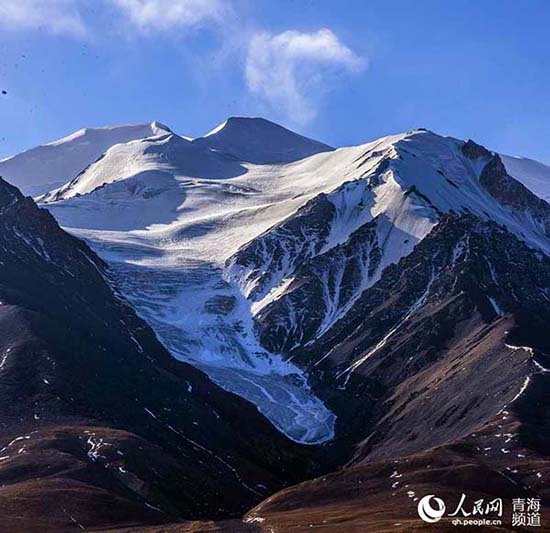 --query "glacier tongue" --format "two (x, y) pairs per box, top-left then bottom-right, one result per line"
(63, 226), (336, 445)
